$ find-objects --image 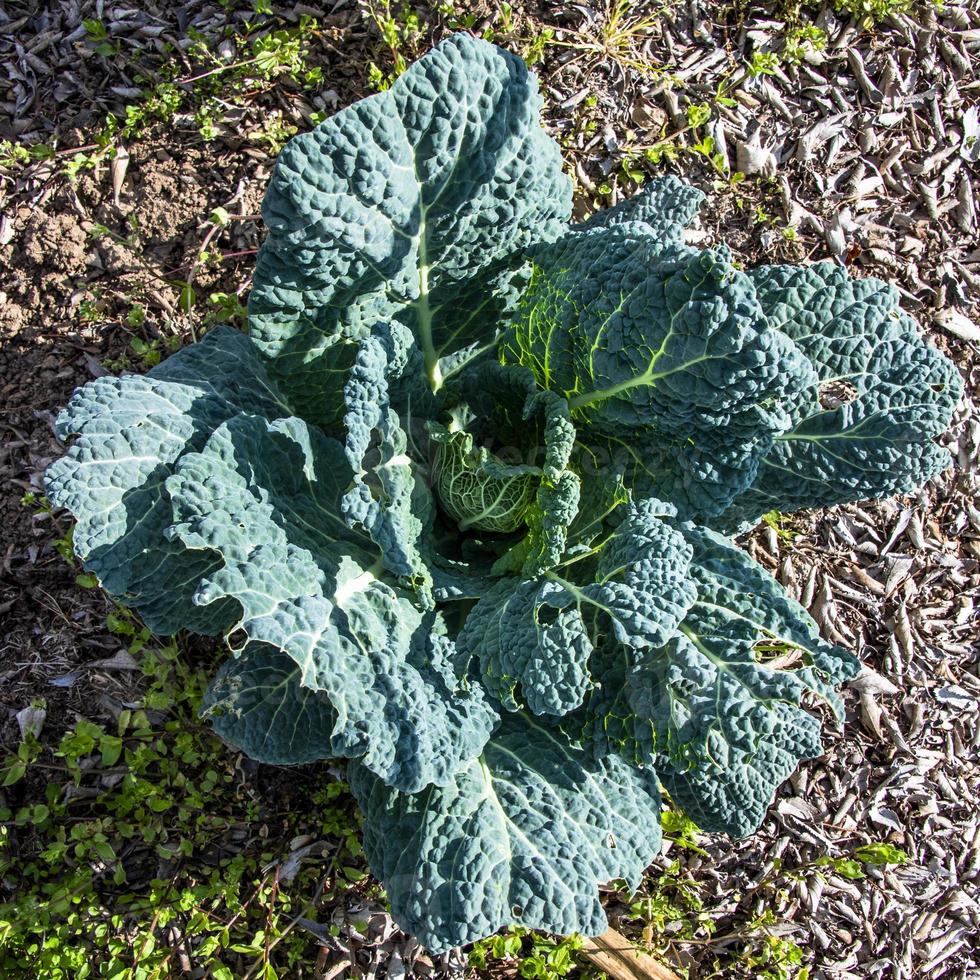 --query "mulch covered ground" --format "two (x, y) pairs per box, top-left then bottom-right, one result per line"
(1, 1), (977, 977)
